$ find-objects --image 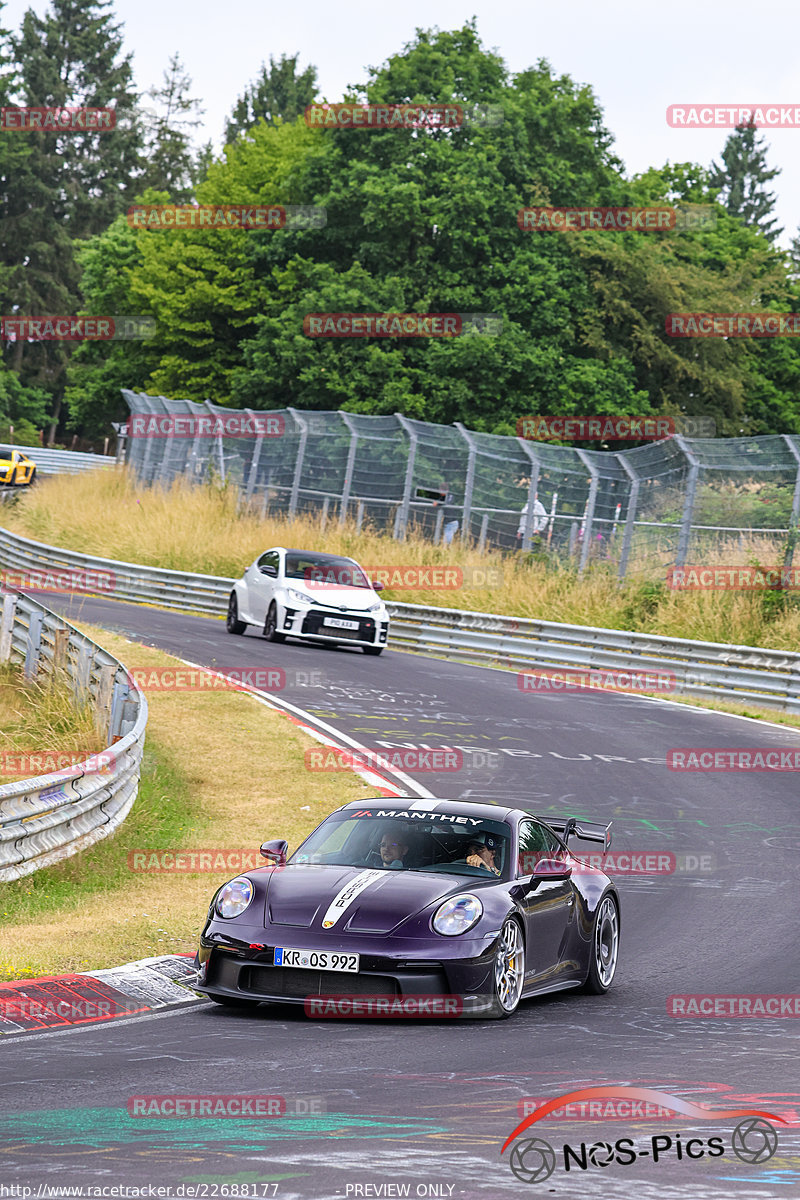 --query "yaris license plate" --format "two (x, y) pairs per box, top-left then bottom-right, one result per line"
(323, 618), (360, 630)
(274, 948), (359, 972)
